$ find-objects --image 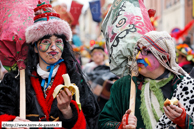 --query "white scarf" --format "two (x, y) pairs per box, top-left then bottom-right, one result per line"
(37, 63), (59, 79)
(143, 80), (163, 128)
